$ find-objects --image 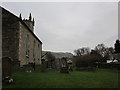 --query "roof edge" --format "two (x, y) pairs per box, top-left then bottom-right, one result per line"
(1, 6), (42, 44)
